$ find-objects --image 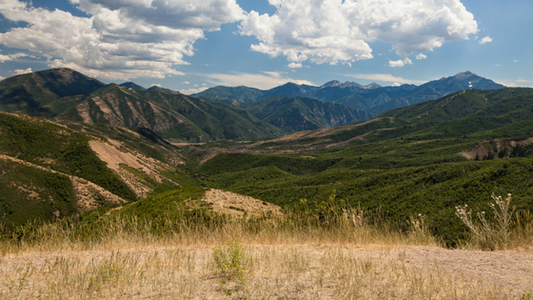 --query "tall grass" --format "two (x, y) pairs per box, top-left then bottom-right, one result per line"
(0, 193), (439, 255)
(1, 193), (532, 299)
(456, 193), (533, 250)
